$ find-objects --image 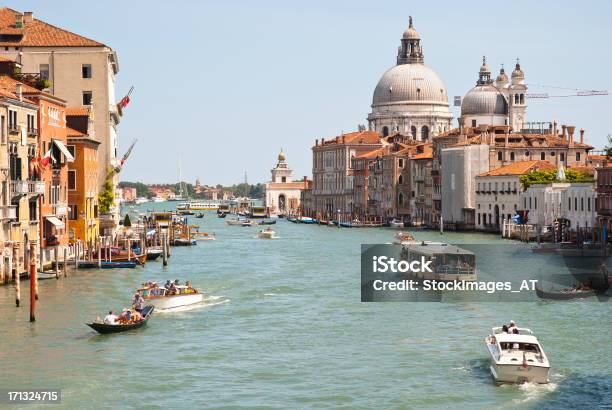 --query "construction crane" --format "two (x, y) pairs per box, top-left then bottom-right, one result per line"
(526, 83), (608, 99)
